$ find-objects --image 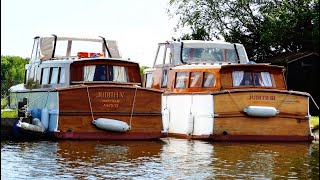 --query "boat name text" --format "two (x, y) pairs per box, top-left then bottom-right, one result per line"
(249, 95), (275, 100)
(96, 92), (125, 98)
